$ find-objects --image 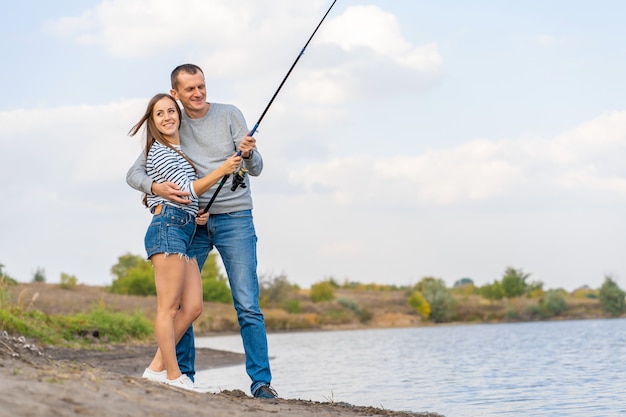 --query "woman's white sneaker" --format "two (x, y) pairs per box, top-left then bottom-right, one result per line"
(141, 368), (167, 383)
(163, 374), (200, 392)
